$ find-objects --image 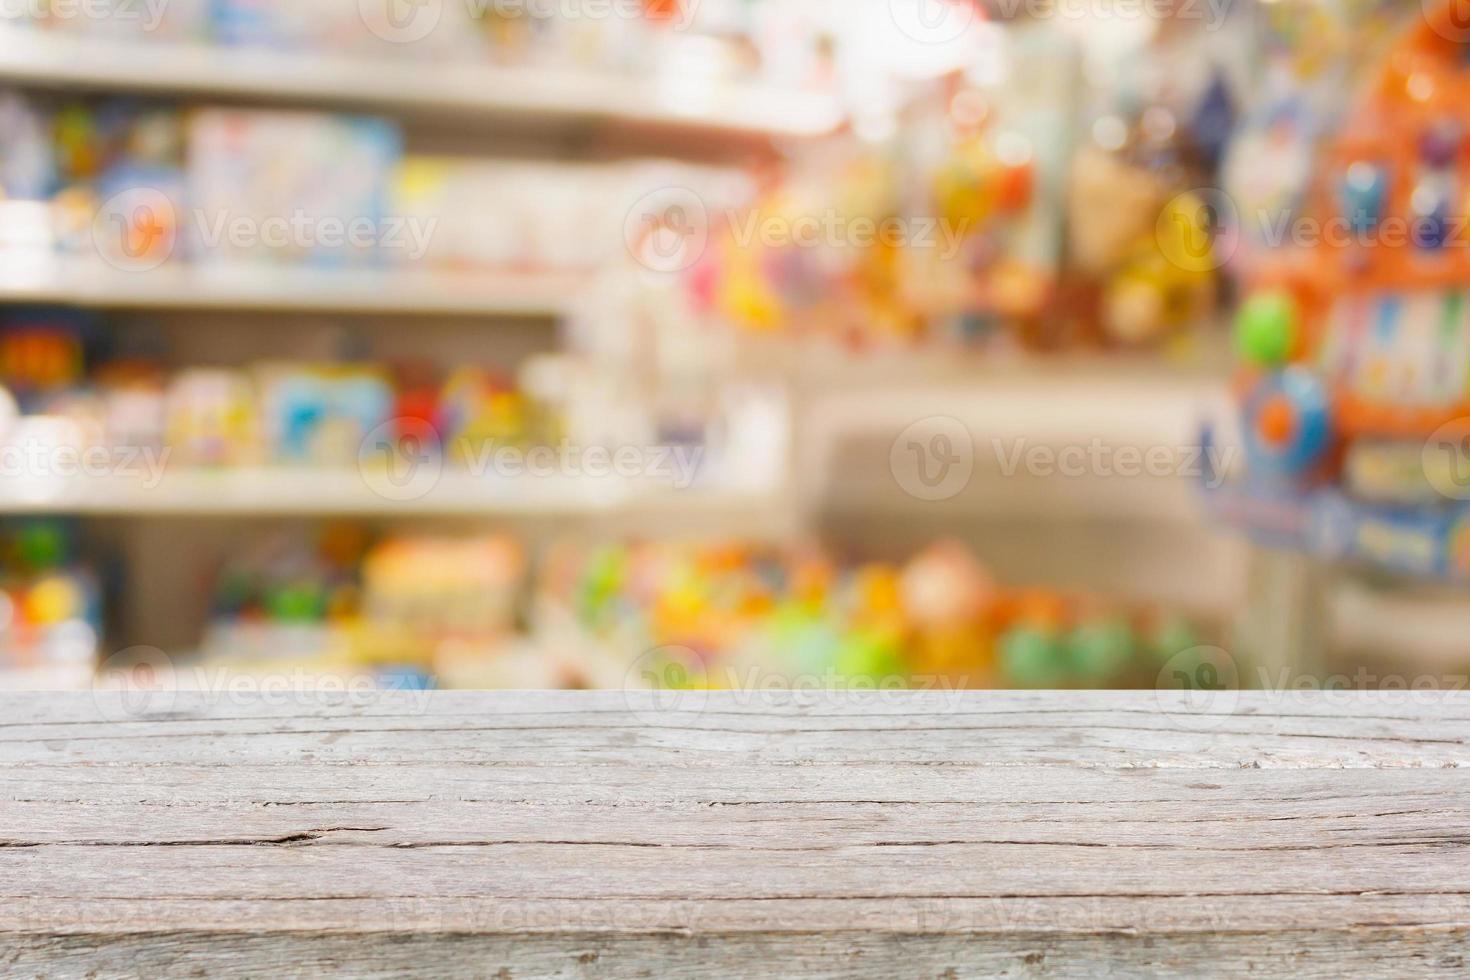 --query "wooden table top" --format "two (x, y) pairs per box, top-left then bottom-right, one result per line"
(2, 690), (1467, 977)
